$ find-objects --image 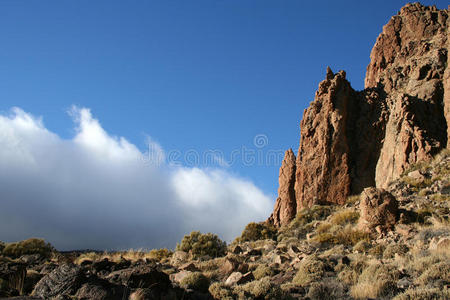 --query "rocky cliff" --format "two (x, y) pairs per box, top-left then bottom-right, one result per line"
(270, 3), (449, 226)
